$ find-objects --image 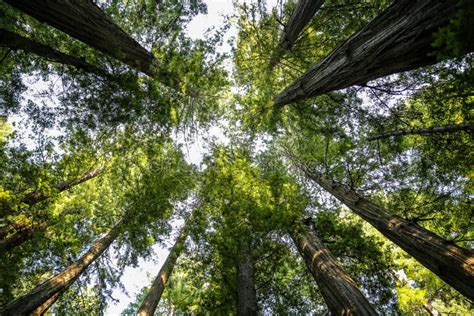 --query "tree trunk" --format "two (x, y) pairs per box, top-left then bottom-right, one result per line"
(0, 218), (124, 315)
(291, 221), (377, 315)
(236, 239), (258, 316)
(269, 0), (325, 68)
(136, 226), (188, 316)
(368, 123), (472, 141)
(0, 28), (109, 77)
(0, 222), (47, 256)
(1, 206), (89, 254)
(274, 0), (471, 106)
(21, 167), (103, 206)
(299, 166), (474, 300)
(4, 0), (159, 78)
(31, 291), (62, 316)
